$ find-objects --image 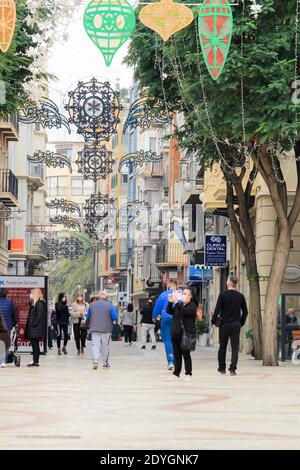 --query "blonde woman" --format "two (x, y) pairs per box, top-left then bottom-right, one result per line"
(25, 288), (47, 367)
(71, 292), (88, 355)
